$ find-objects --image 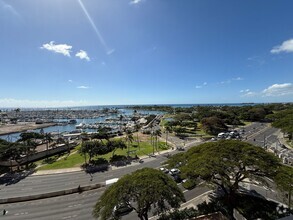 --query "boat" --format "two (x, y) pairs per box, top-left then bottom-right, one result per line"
(75, 123), (85, 129)
(69, 119), (77, 124)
